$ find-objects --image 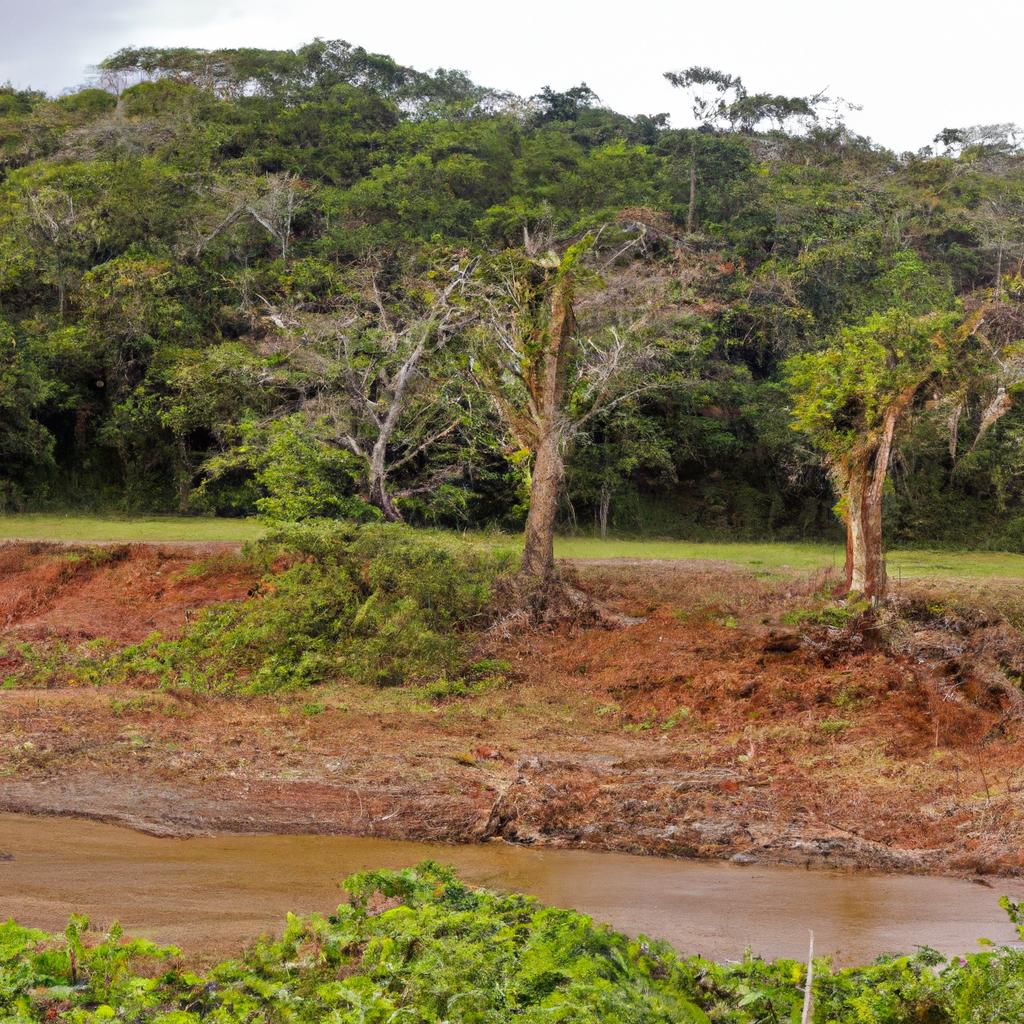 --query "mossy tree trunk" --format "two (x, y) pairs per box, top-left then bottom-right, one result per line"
(838, 385), (916, 604)
(517, 269), (576, 580)
(521, 430), (564, 579)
